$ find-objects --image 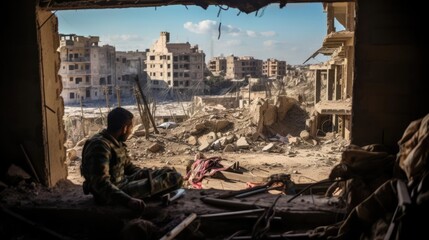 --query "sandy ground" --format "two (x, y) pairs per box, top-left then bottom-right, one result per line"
(67, 138), (346, 191)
